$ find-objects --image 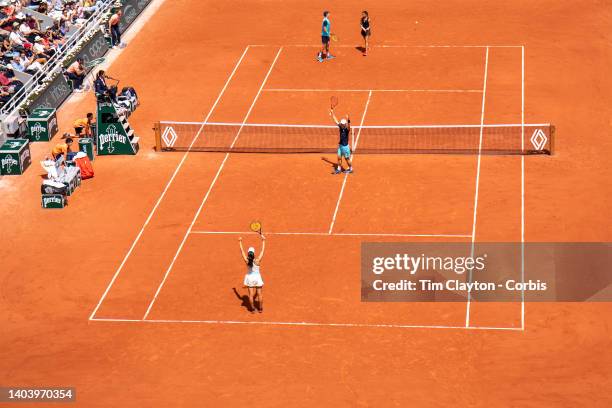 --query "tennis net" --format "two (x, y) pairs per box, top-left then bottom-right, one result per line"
(154, 121), (554, 155)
